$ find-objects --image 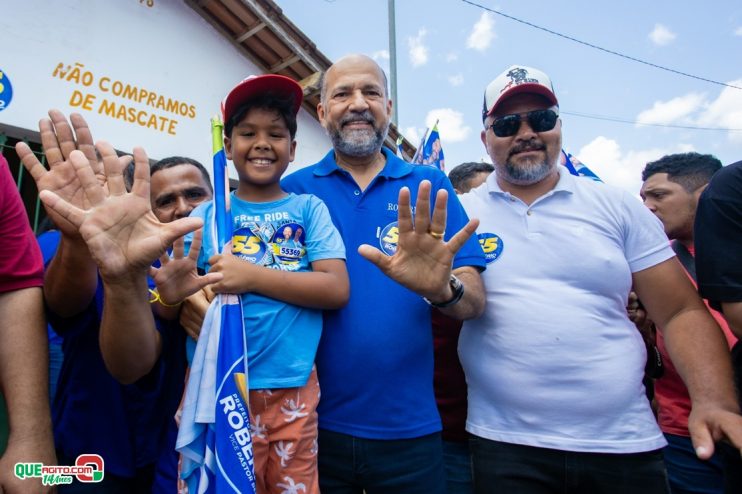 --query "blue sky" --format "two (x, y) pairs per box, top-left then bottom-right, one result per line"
(276, 0), (742, 195)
